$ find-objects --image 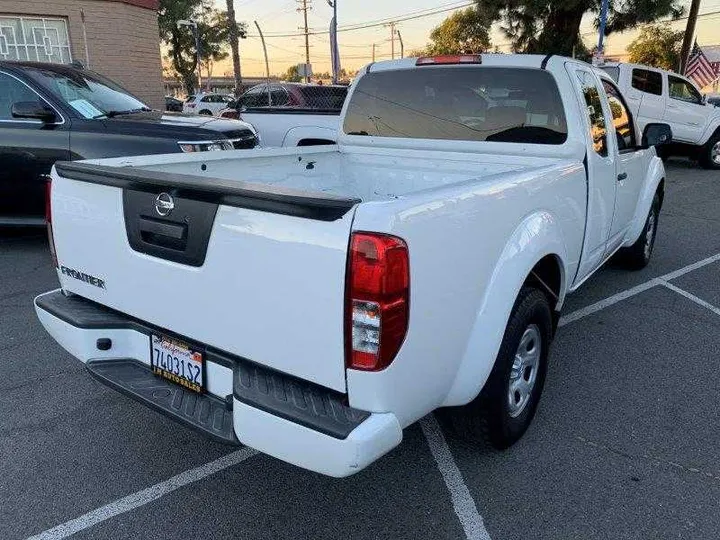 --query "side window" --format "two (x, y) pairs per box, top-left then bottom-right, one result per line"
(668, 75), (703, 104)
(270, 86), (289, 106)
(631, 69), (663, 96)
(601, 80), (637, 151)
(241, 86), (269, 107)
(576, 71), (608, 157)
(0, 72), (39, 120)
